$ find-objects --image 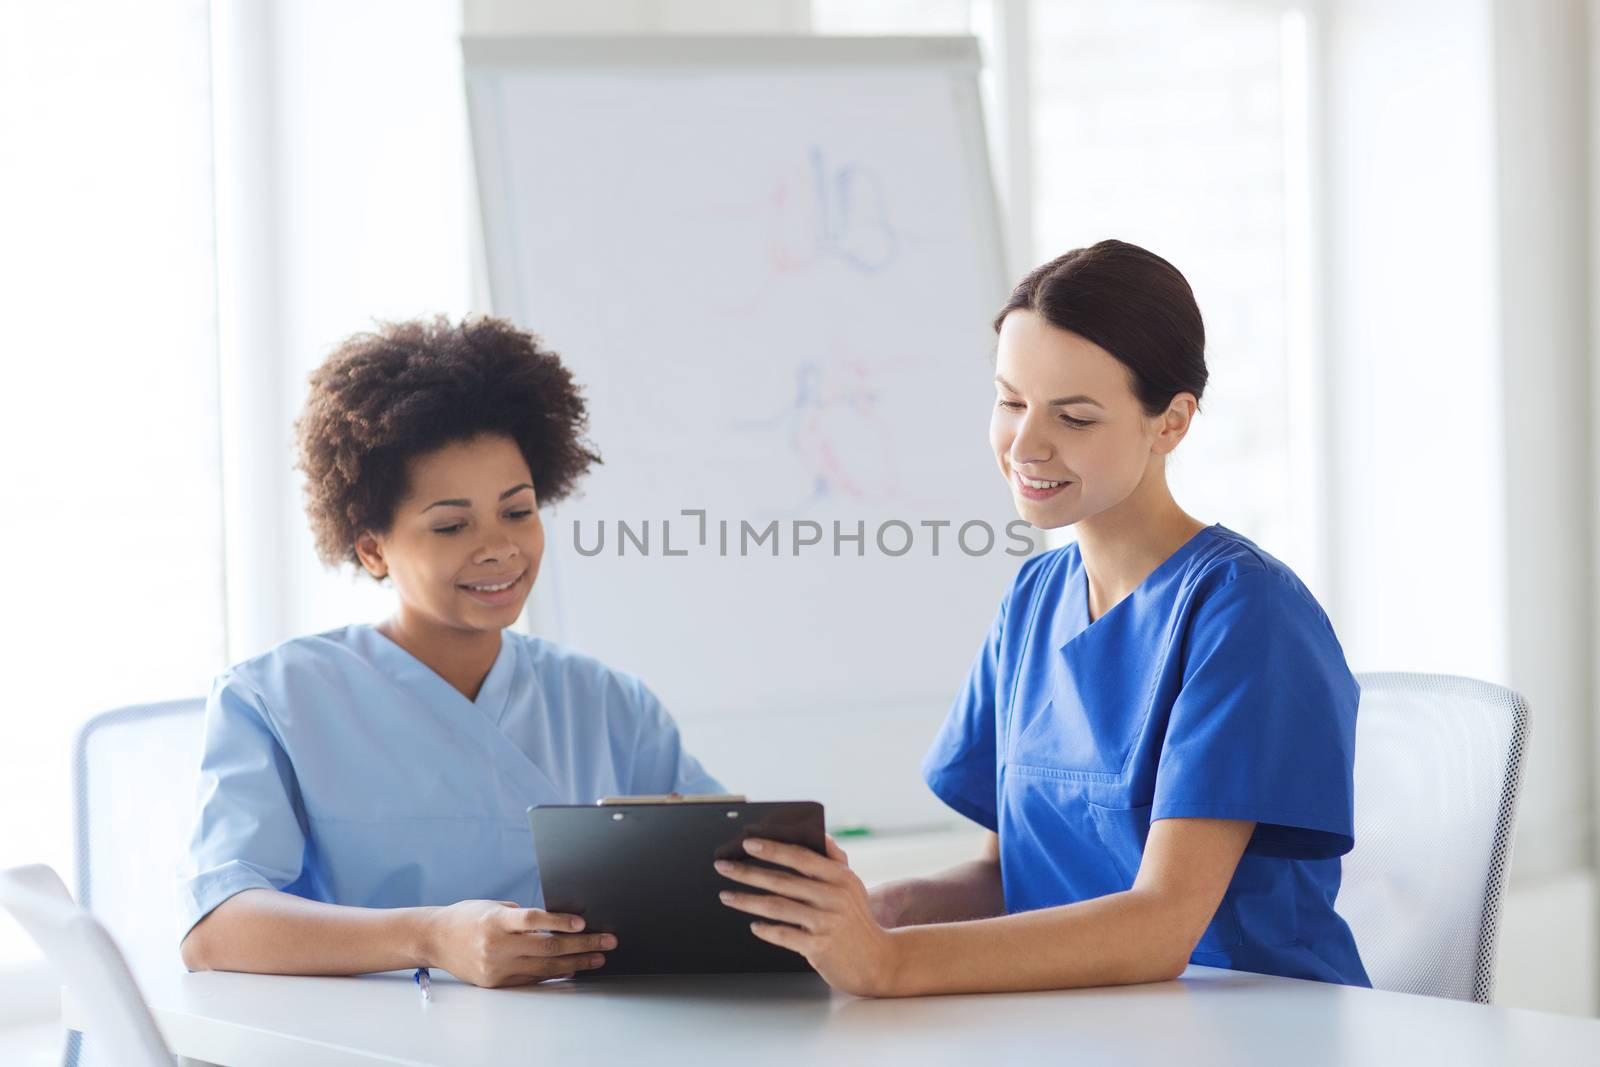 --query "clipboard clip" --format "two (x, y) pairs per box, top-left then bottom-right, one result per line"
(596, 793), (748, 805)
